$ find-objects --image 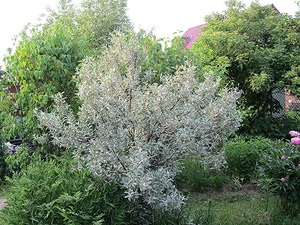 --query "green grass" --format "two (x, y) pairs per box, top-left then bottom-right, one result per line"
(186, 192), (300, 225)
(0, 181), (299, 225)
